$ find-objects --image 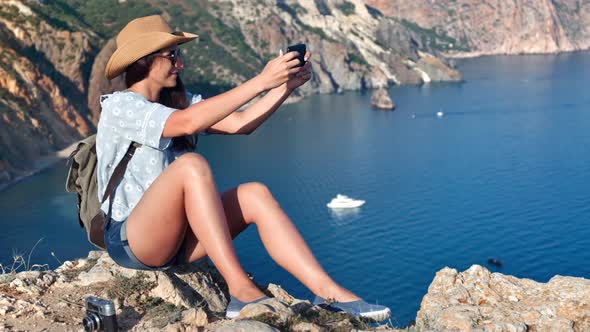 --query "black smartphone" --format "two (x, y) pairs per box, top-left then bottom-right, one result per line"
(286, 43), (306, 67)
